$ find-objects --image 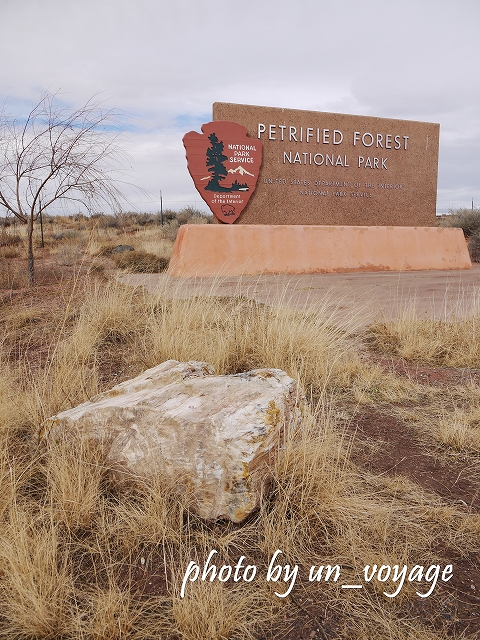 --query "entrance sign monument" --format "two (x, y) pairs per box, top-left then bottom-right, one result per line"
(212, 103), (438, 227)
(169, 103), (471, 276)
